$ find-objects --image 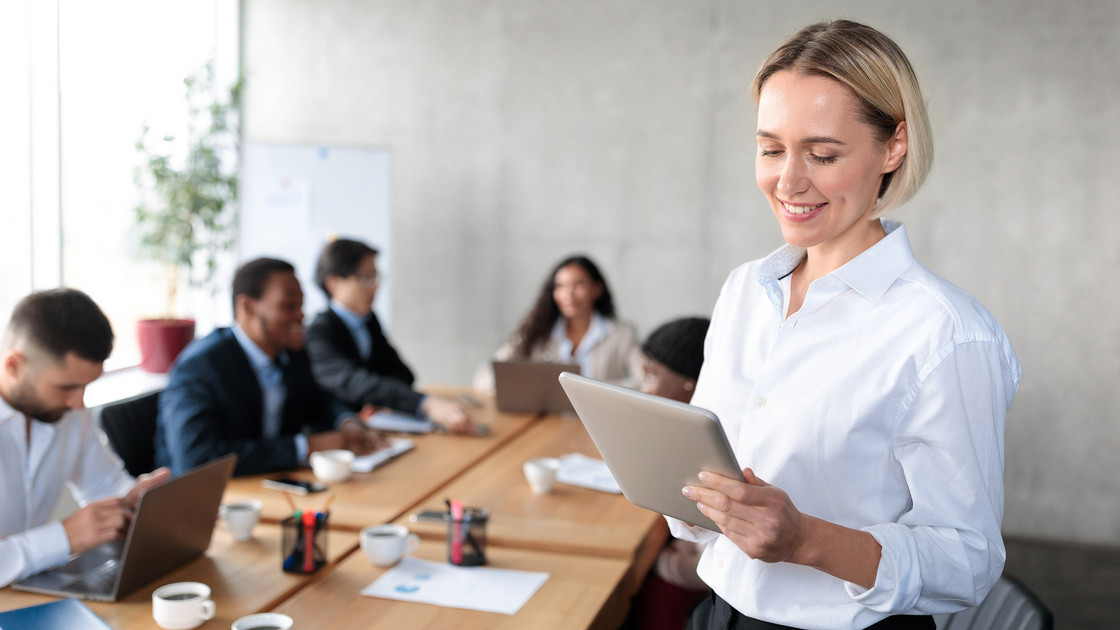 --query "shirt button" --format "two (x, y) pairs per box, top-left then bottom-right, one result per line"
(715, 557), (727, 570)
(757, 397), (767, 407)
